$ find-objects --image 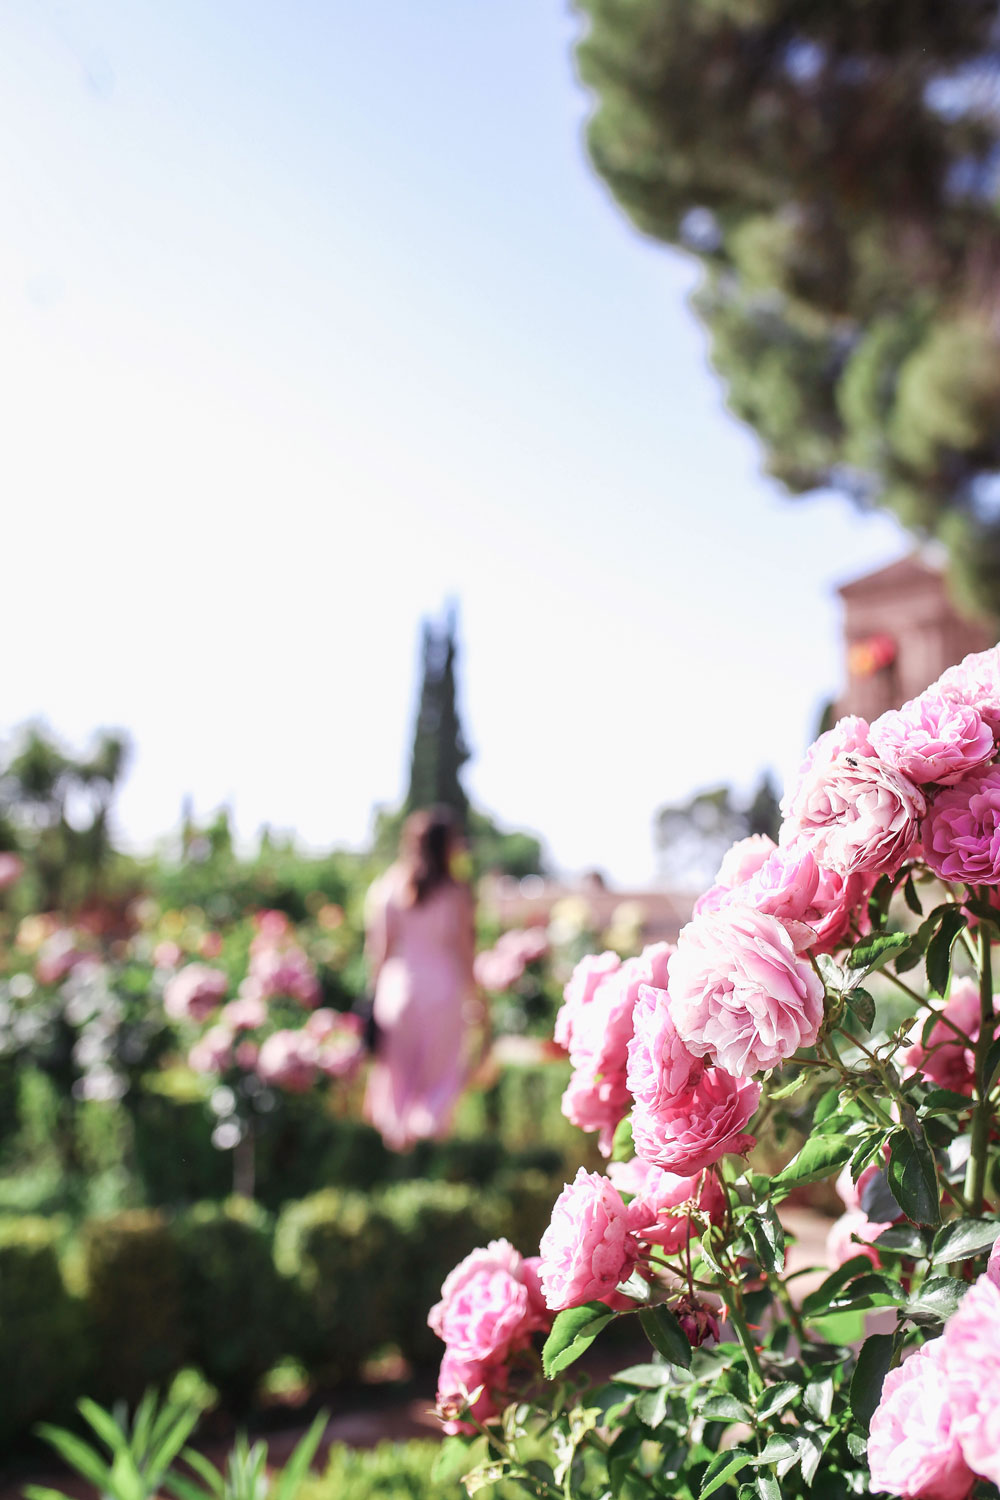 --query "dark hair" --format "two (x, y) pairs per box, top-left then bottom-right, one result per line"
(400, 806), (460, 906)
